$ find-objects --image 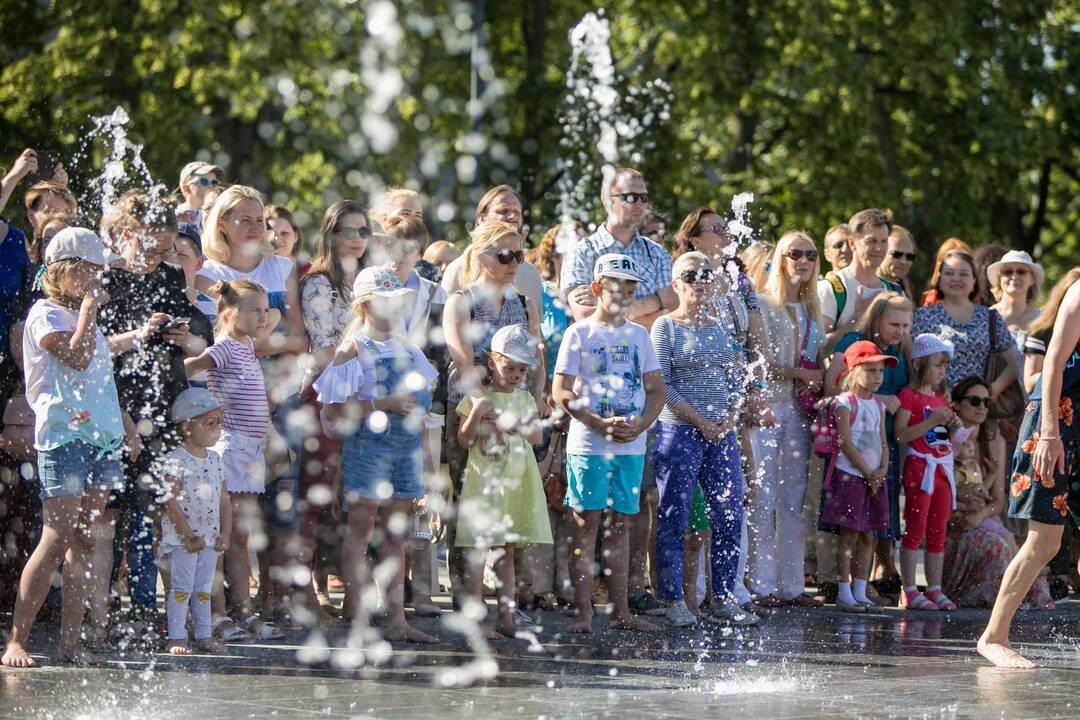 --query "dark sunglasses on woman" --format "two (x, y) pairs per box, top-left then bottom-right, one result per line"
(786, 249), (818, 261)
(489, 248), (524, 265)
(961, 395), (989, 408)
(679, 268), (714, 284)
(336, 226), (372, 240)
(890, 250), (916, 261)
